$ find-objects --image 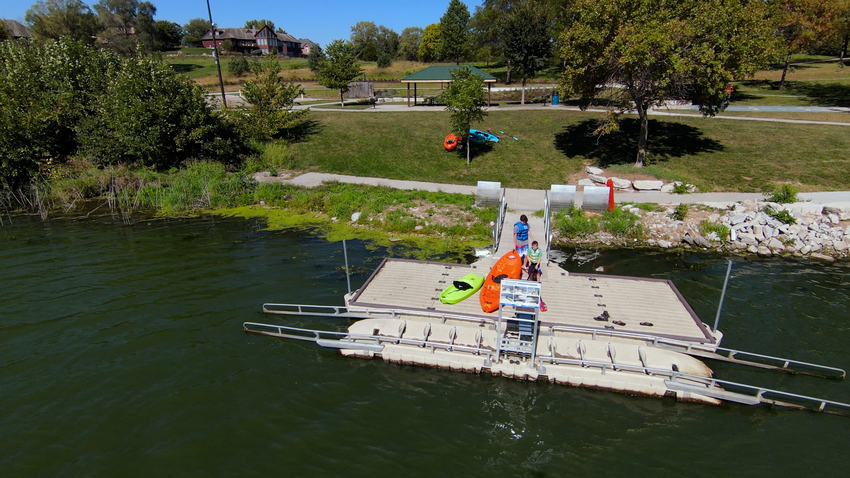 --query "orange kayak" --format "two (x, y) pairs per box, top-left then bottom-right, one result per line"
(479, 250), (524, 313)
(444, 133), (461, 152)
